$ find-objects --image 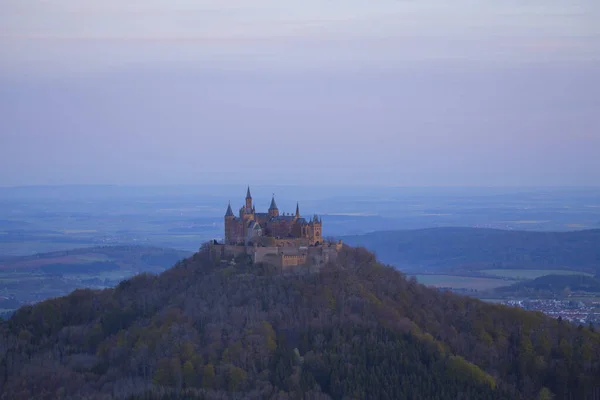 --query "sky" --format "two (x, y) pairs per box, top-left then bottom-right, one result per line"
(1, 0), (599, 187)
